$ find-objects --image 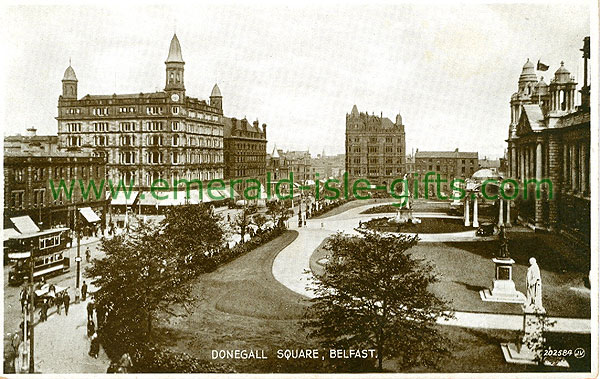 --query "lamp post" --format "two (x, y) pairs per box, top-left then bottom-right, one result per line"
(75, 210), (82, 289)
(27, 240), (35, 373)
